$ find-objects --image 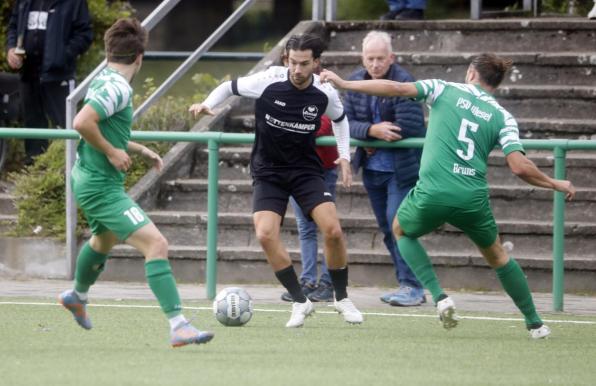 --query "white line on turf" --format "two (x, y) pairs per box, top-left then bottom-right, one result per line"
(1, 301), (595, 325)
